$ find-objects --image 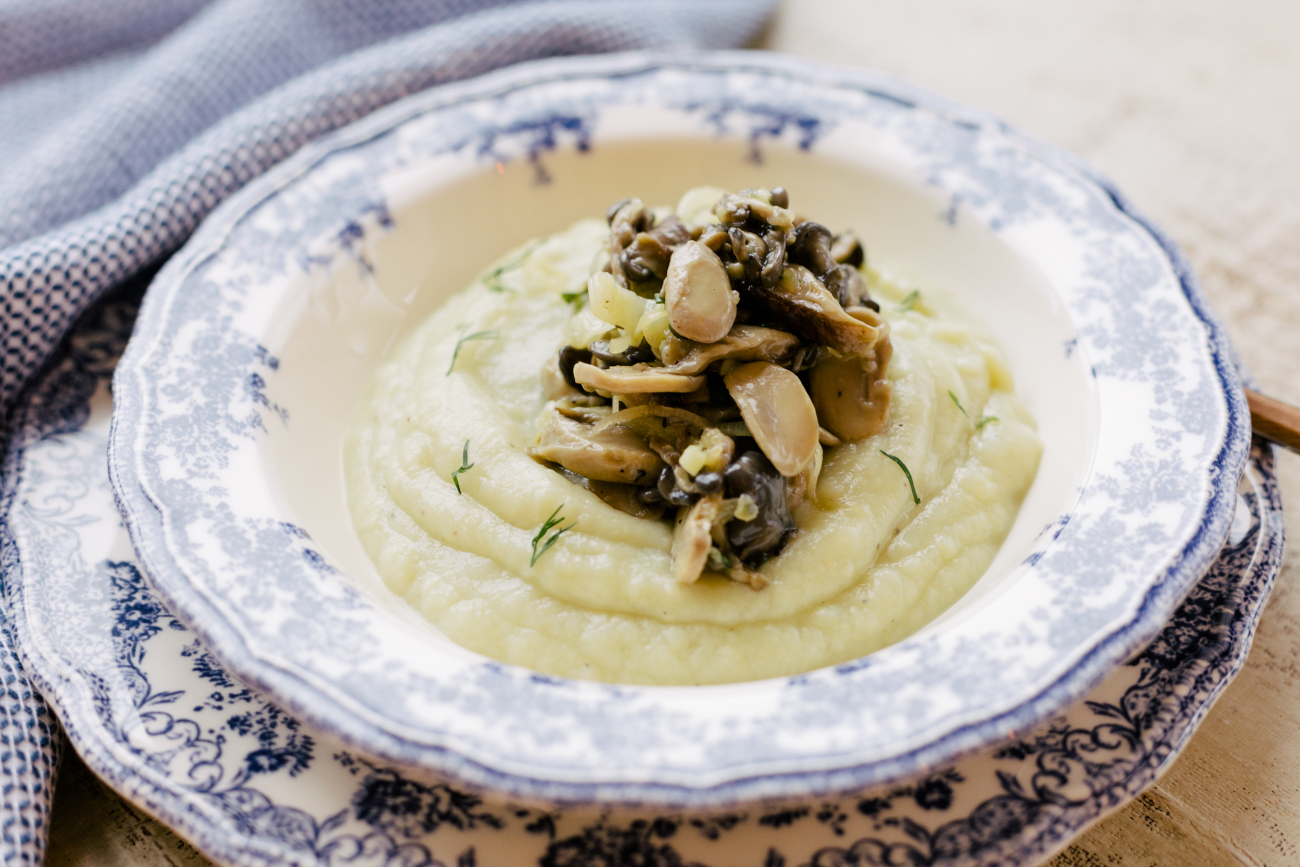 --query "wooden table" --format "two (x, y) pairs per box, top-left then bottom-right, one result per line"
(47, 2), (1300, 864)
